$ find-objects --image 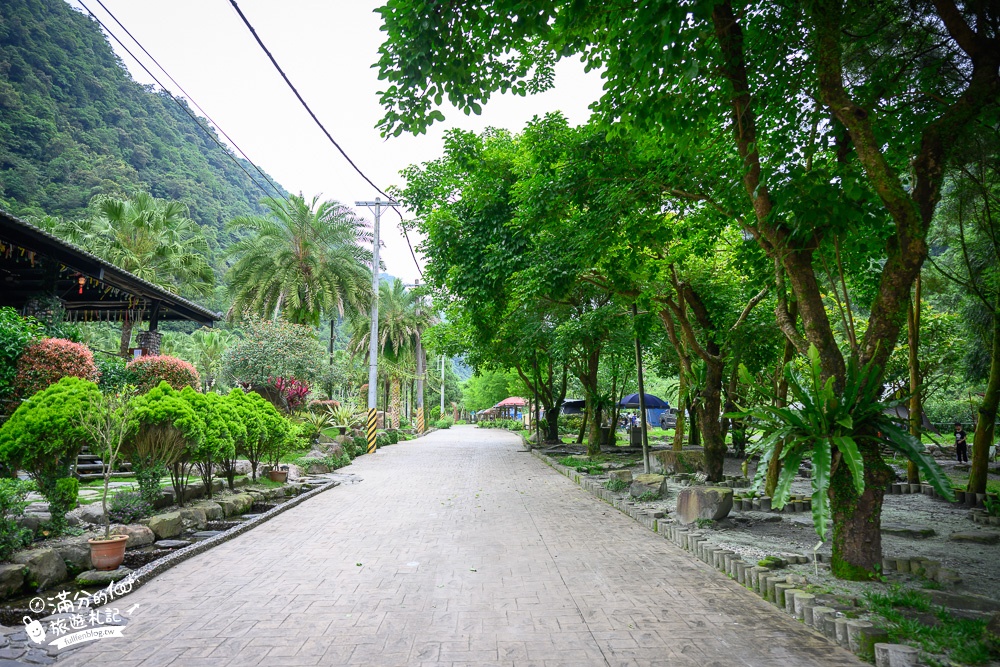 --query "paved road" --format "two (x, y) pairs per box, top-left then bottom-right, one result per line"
(62, 426), (860, 667)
